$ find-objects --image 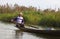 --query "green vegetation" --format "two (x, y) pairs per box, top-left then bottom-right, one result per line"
(23, 11), (60, 27)
(0, 13), (17, 22)
(0, 4), (60, 27)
